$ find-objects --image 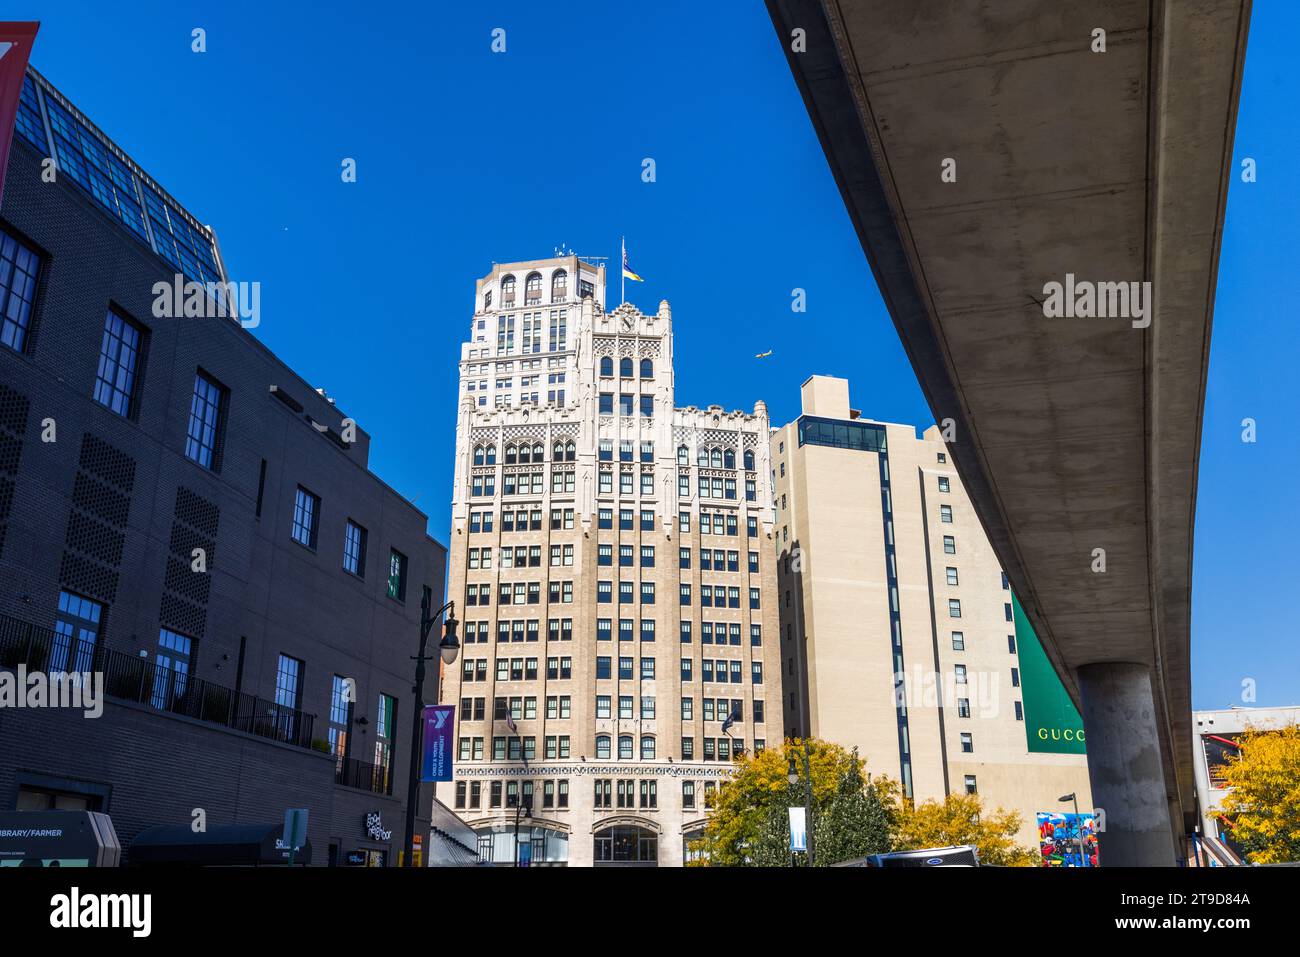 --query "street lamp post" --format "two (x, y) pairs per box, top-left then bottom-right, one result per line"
(1058, 792), (1088, 867)
(514, 796), (533, 867)
(403, 591), (458, 868)
(787, 739), (816, 866)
